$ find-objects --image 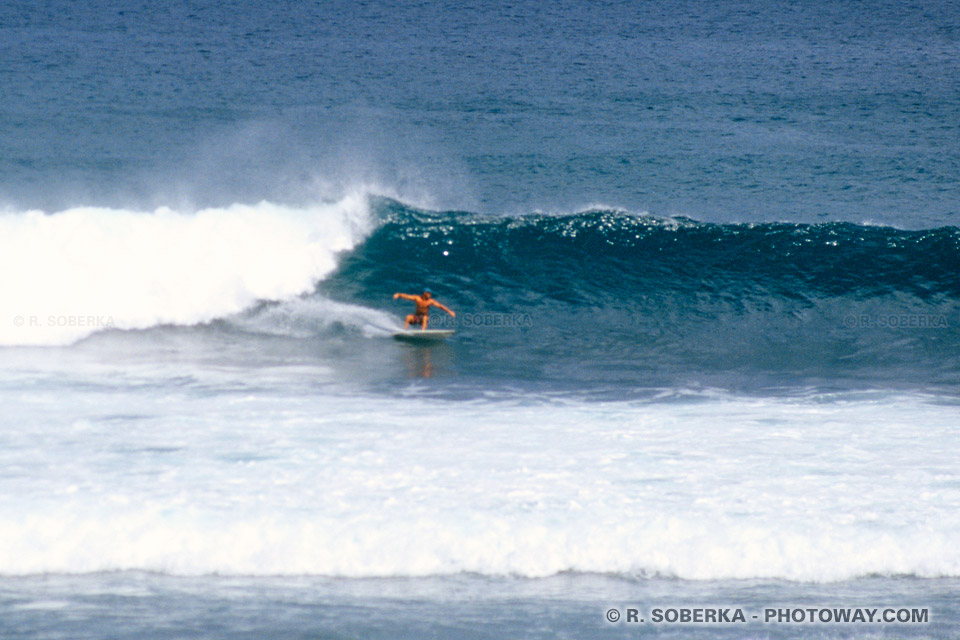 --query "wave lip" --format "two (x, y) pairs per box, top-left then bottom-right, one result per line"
(0, 196), (372, 346)
(359, 200), (960, 306)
